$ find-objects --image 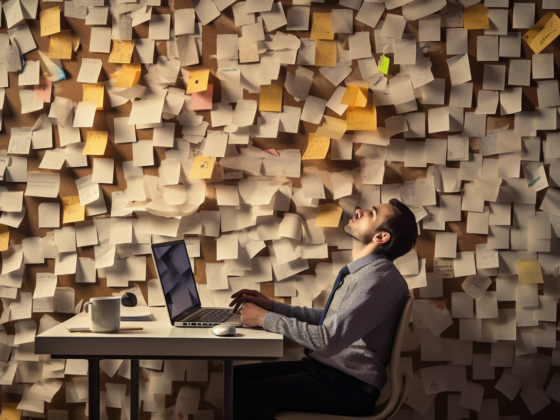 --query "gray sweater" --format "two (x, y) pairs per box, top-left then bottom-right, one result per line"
(263, 252), (409, 391)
